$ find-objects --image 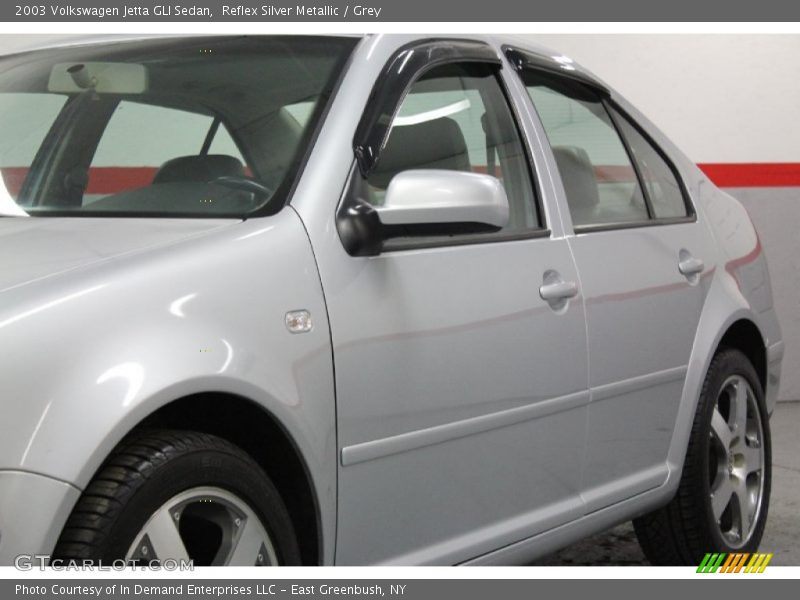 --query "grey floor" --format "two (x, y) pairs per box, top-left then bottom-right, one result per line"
(535, 401), (800, 565)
